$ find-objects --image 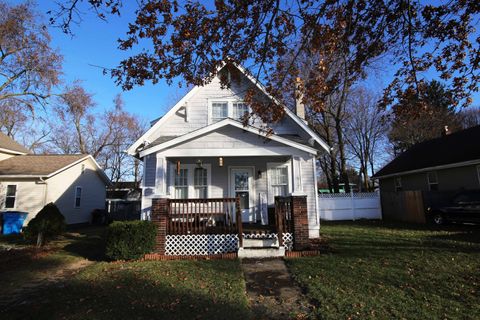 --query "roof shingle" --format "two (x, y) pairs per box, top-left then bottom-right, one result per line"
(0, 132), (30, 154)
(374, 125), (480, 178)
(0, 154), (88, 176)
